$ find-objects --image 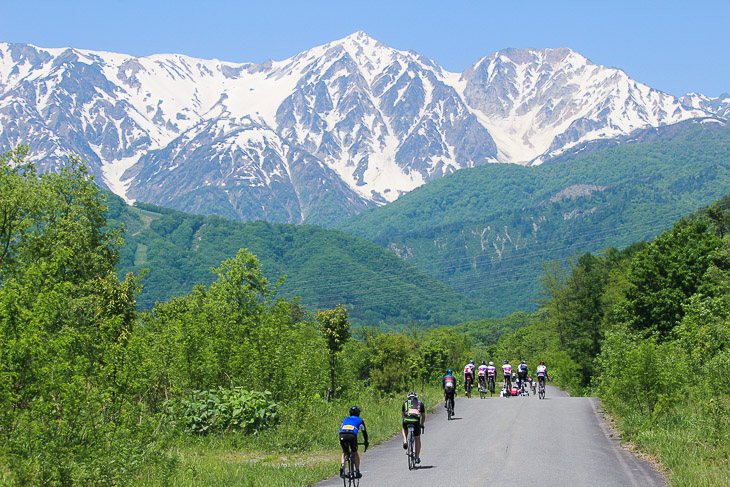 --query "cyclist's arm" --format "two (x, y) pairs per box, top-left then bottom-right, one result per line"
(360, 421), (369, 446)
